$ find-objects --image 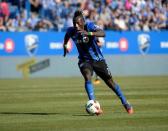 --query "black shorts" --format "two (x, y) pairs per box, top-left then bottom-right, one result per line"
(78, 60), (112, 81)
